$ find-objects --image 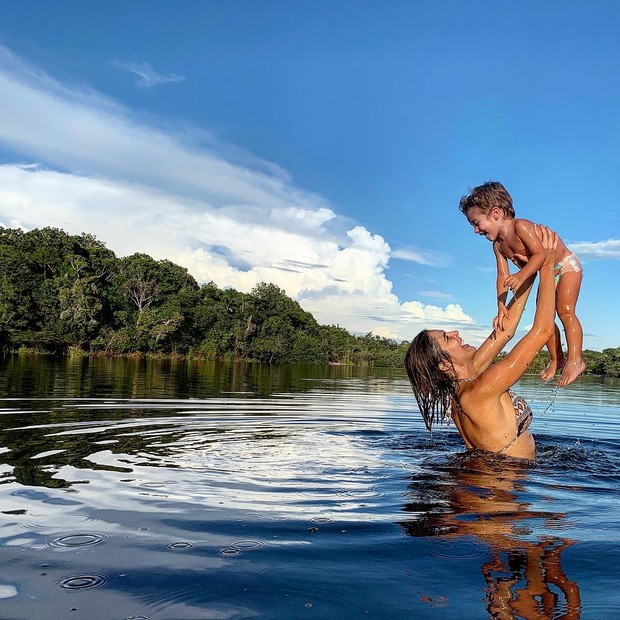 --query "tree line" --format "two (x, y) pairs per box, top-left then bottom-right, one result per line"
(1, 226), (618, 375)
(0, 227), (408, 366)
(522, 348), (620, 378)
